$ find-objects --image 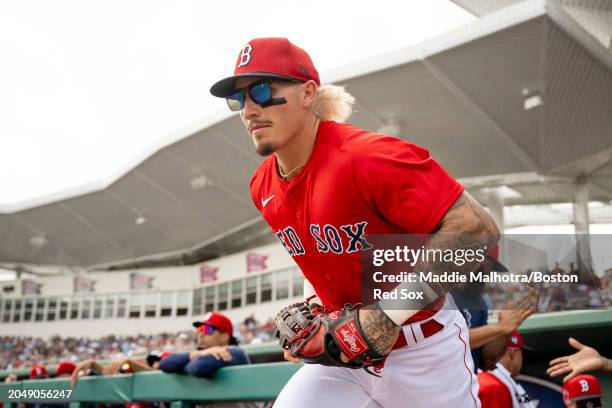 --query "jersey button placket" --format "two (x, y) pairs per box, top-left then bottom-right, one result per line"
(287, 188), (303, 221)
